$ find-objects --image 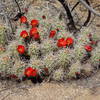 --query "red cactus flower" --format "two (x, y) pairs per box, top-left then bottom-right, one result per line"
(24, 67), (38, 77)
(56, 28), (59, 32)
(42, 15), (46, 19)
(31, 19), (39, 27)
(57, 38), (67, 47)
(20, 30), (28, 38)
(75, 72), (80, 75)
(84, 45), (93, 52)
(20, 16), (27, 23)
(75, 72), (81, 78)
(9, 74), (18, 79)
(88, 33), (92, 37)
(90, 41), (97, 45)
(17, 45), (25, 54)
(24, 8), (28, 13)
(0, 46), (5, 52)
(66, 37), (74, 46)
(43, 68), (49, 76)
(30, 27), (38, 37)
(33, 33), (40, 40)
(49, 30), (56, 38)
